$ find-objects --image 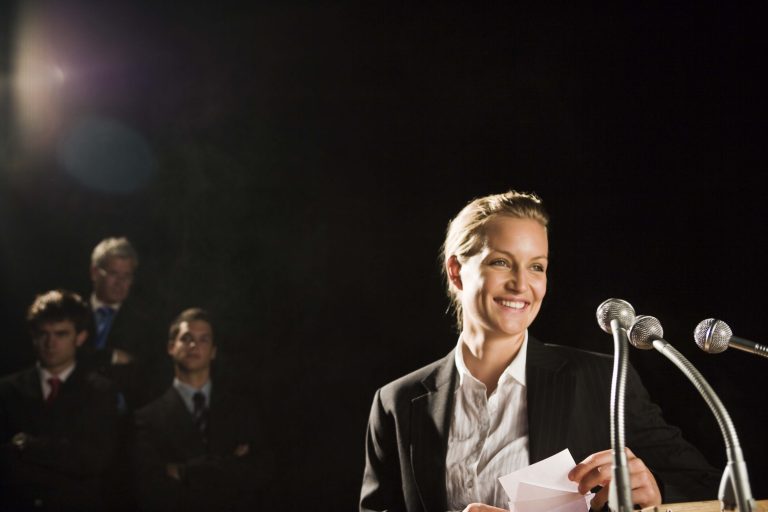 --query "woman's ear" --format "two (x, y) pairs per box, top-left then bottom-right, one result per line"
(446, 255), (463, 291)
